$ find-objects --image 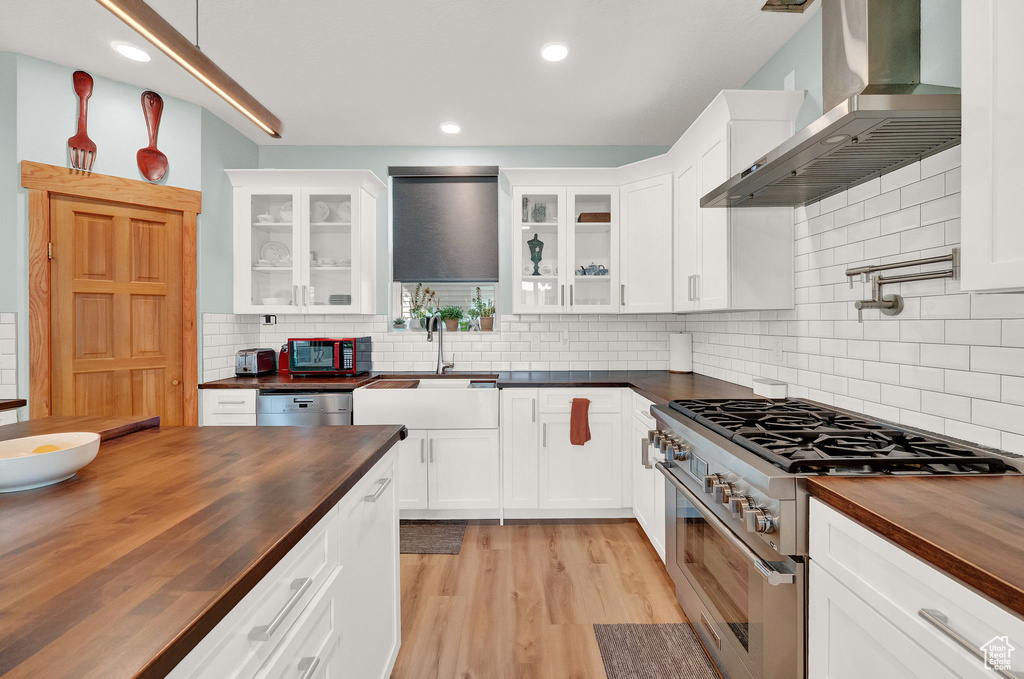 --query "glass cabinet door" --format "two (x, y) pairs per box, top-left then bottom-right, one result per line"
(247, 188), (302, 311)
(515, 188), (566, 313)
(302, 188), (358, 313)
(568, 188), (619, 313)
